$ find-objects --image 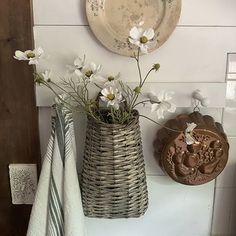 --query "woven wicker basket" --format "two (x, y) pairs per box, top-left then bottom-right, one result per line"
(81, 110), (148, 218)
